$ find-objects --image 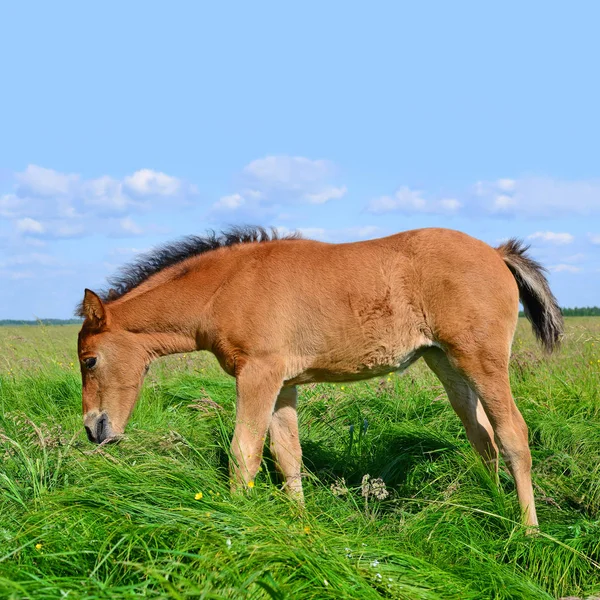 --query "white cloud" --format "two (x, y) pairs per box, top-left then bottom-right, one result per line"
(274, 225), (294, 237)
(53, 222), (86, 238)
(497, 179), (516, 192)
(298, 227), (327, 239)
(82, 176), (133, 213)
(118, 217), (143, 236)
(212, 193), (245, 211)
(528, 231), (574, 245)
(353, 225), (380, 239)
(561, 253), (585, 264)
(242, 155), (345, 202)
(588, 234), (600, 245)
(2, 270), (35, 280)
(1, 165), (196, 242)
(367, 187), (462, 215)
(551, 264), (583, 273)
(210, 155), (346, 219)
(243, 156), (332, 191)
(10, 165), (195, 219)
(305, 185), (347, 204)
(368, 187), (425, 213)
(492, 194), (517, 211)
(476, 176), (600, 217)
(0, 251), (74, 284)
(0, 194), (27, 218)
(123, 169), (183, 196)
(0, 252), (57, 268)
(21, 237), (46, 248)
(15, 165), (79, 197)
(16, 217), (45, 234)
(109, 247), (148, 256)
(439, 198), (462, 211)
(14, 217), (85, 239)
